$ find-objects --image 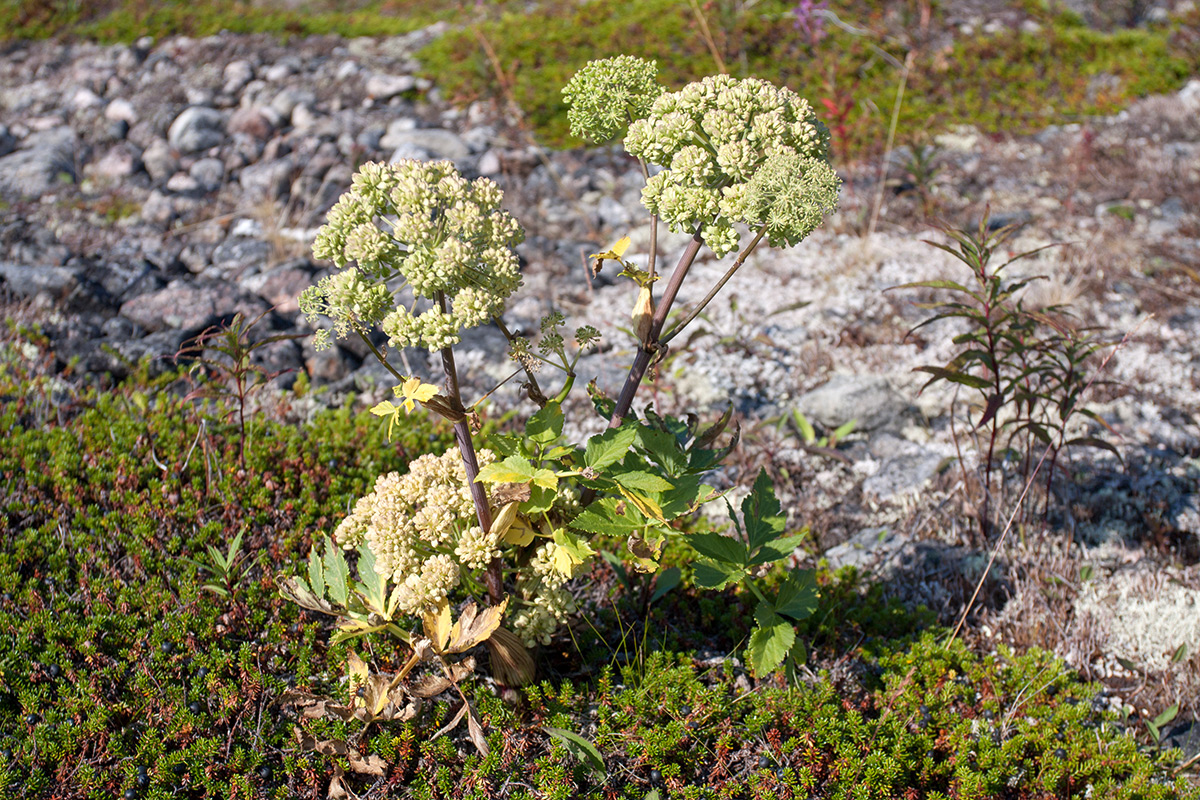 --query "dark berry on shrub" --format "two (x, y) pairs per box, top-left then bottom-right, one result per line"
(124, 790), (137, 800)
(24, 714), (39, 725)
(1, 748), (11, 759)
(775, 766), (786, 778)
(188, 702), (202, 714)
(160, 642), (173, 654)
(48, 664), (60, 679)
(649, 768), (662, 785)
(173, 764), (187, 776)
(757, 754), (770, 770)
(1054, 748), (1067, 760)
(258, 764), (272, 780)
(135, 773), (149, 789)
(195, 667), (208, 680)
(982, 709), (994, 720)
